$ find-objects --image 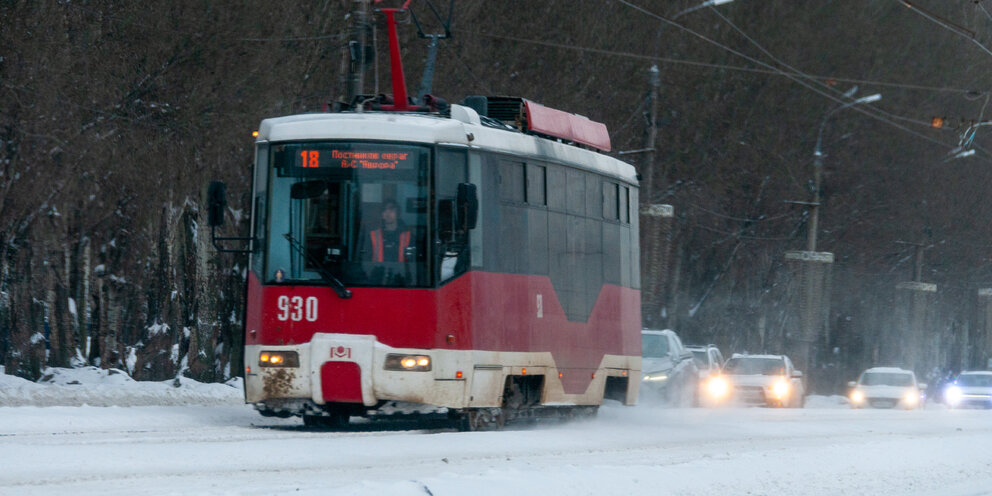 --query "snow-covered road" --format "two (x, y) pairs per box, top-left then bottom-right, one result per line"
(2, 402), (991, 496)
